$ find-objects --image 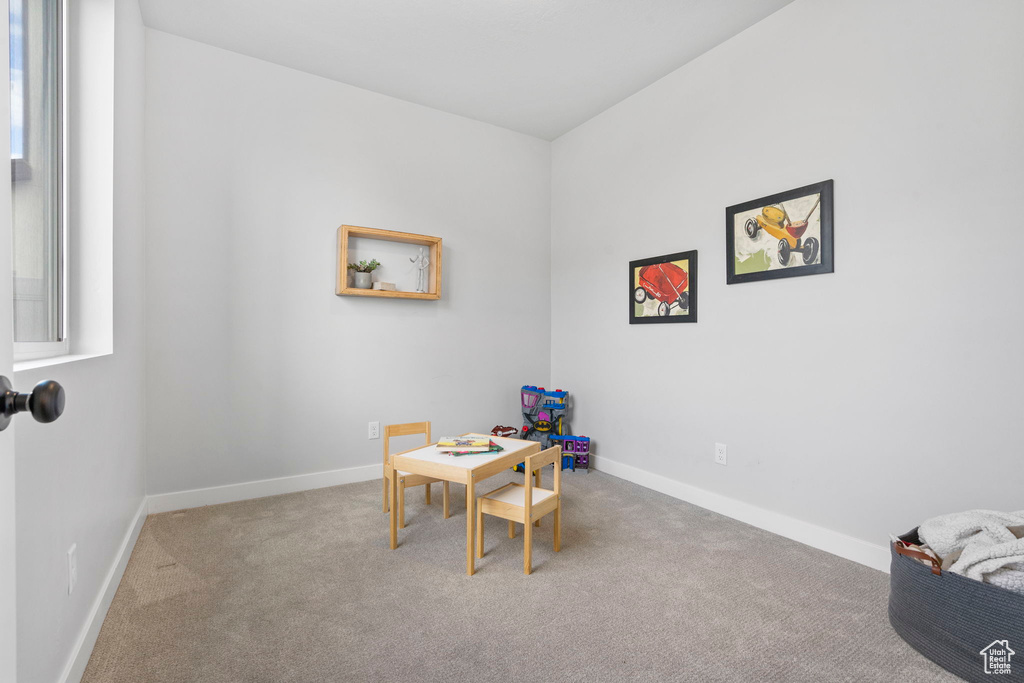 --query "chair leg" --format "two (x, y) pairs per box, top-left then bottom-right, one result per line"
(524, 514), (533, 575)
(382, 477), (389, 513)
(398, 480), (406, 529)
(508, 520), (515, 539)
(554, 502), (561, 552)
(476, 506), (484, 558)
(425, 483), (431, 505)
(534, 469), (541, 527)
(443, 481), (450, 519)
